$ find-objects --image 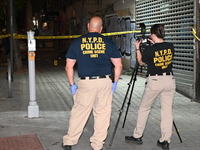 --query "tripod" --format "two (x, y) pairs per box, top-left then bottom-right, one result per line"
(109, 60), (182, 146)
(109, 60), (139, 146)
